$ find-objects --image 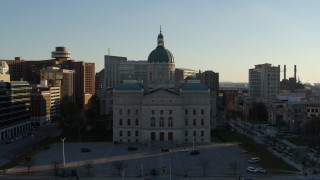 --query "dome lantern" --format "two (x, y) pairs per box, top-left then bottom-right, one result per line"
(148, 27), (174, 63)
